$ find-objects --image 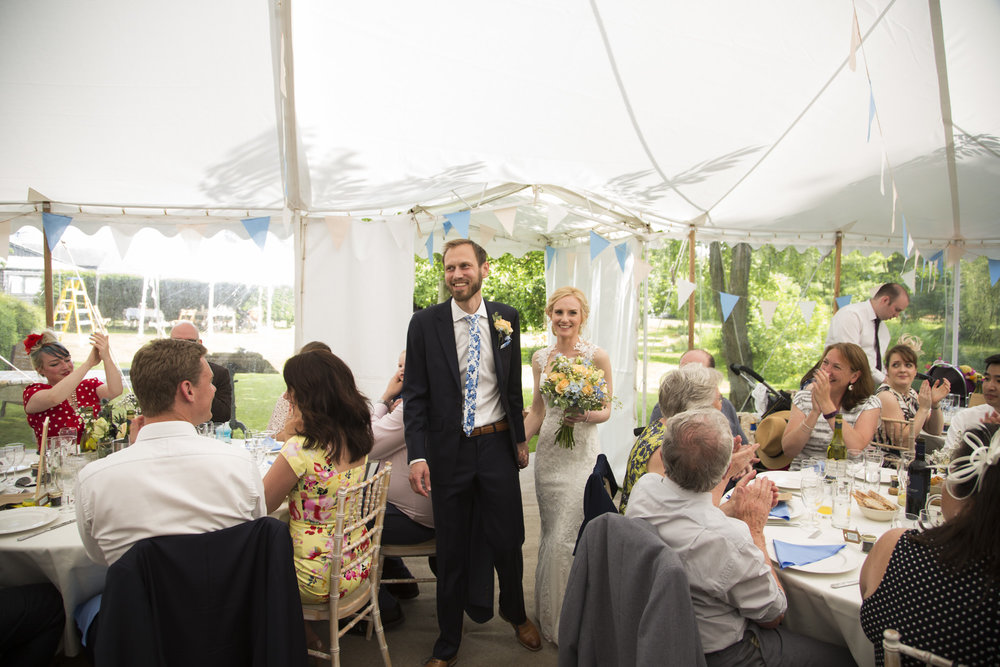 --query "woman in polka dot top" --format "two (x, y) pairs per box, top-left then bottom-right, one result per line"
(22, 330), (124, 449)
(859, 423), (1000, 666)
